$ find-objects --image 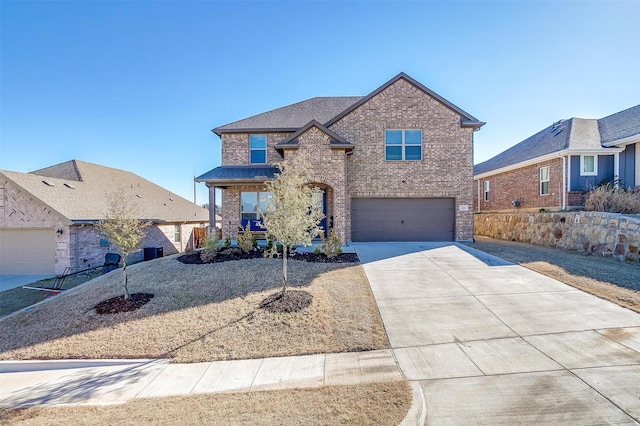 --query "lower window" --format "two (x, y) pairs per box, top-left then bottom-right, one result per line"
(240, 192), (273, 229)
(540, 166), (550, 195)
